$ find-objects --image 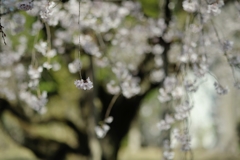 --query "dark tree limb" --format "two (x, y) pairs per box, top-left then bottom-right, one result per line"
(0, 98), (90, 159)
